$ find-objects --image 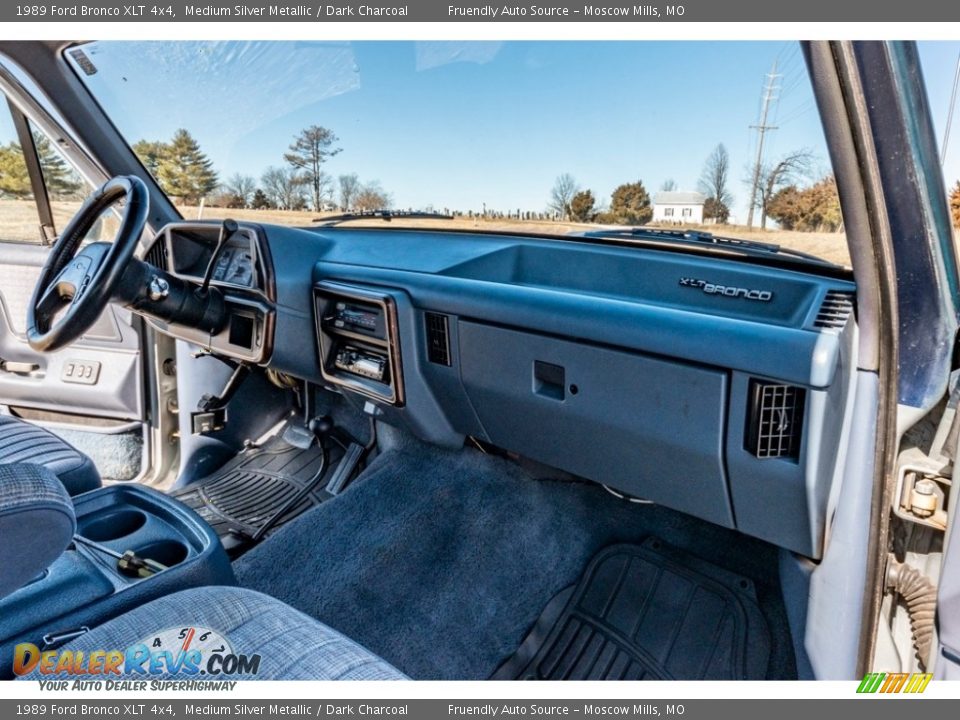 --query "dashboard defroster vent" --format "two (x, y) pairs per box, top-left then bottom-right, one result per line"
(814, 290), (855, 329)
(746, 381), (806, 461)
(144, 239), (167, 269)
(425, 312), (452, 366)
